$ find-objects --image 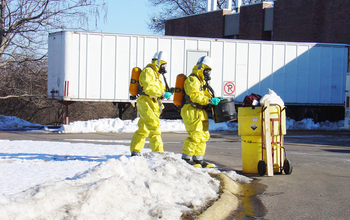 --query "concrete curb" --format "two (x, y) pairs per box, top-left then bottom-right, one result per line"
(196, 173), (243, 220)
